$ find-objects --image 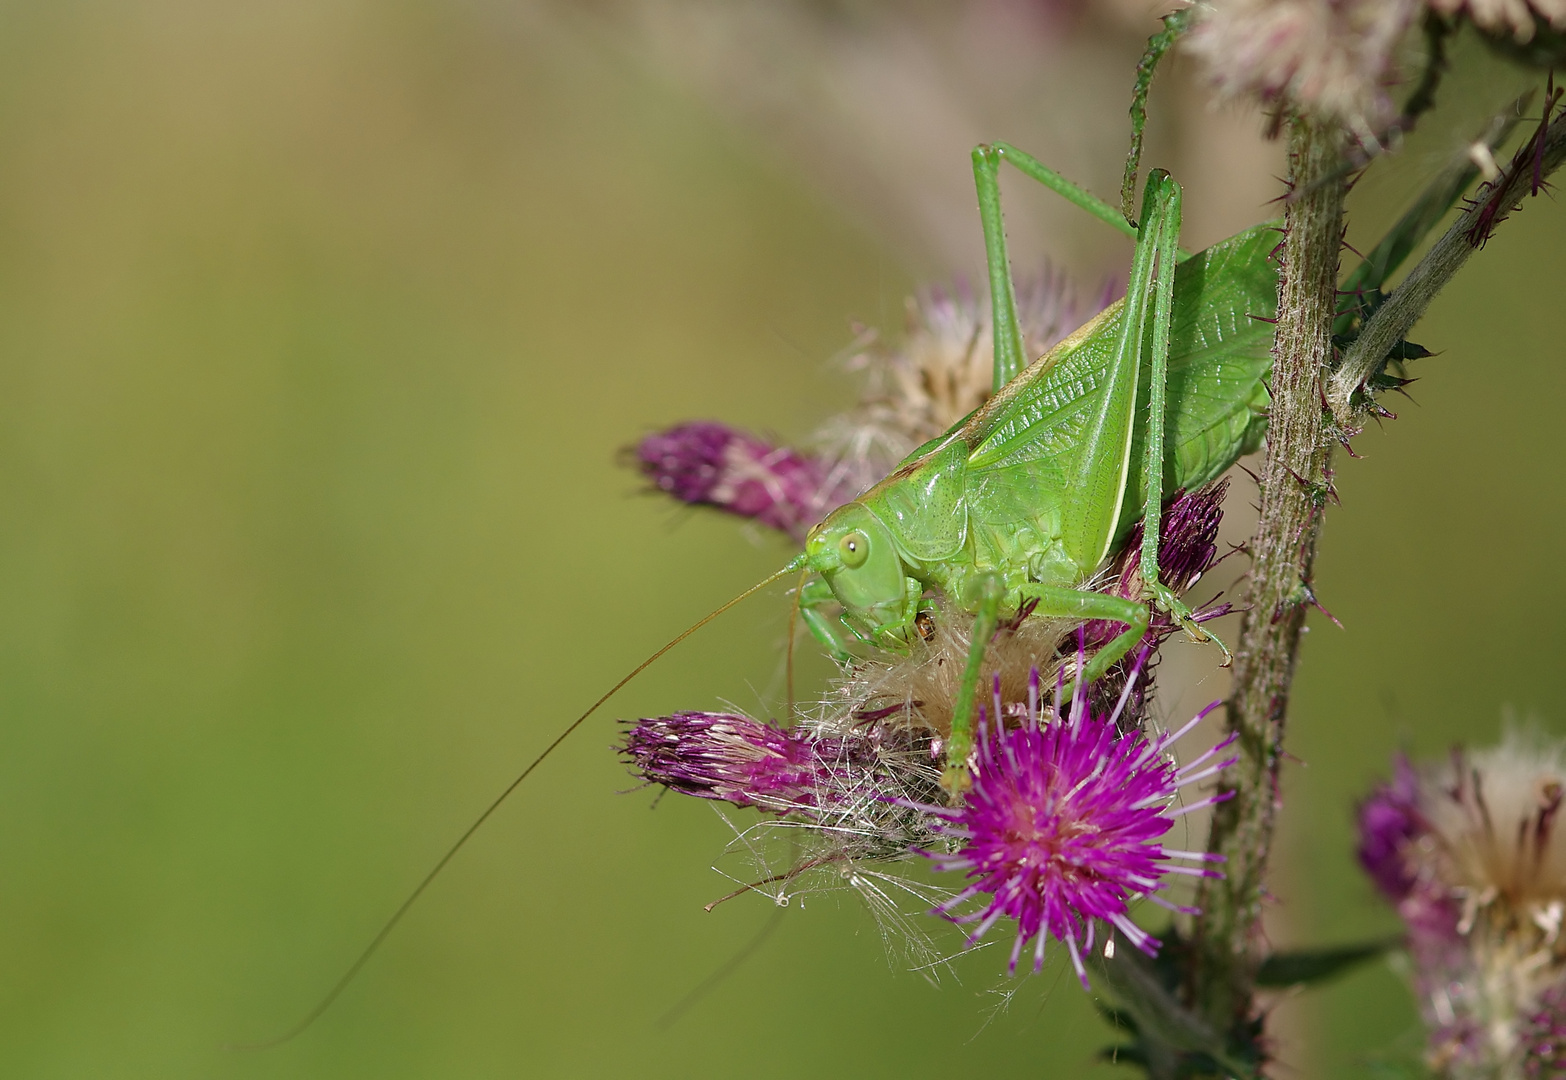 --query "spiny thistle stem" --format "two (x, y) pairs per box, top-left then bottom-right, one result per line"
(1327, 100), (1566, 426)
(1189, 116), (1346, 1039)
